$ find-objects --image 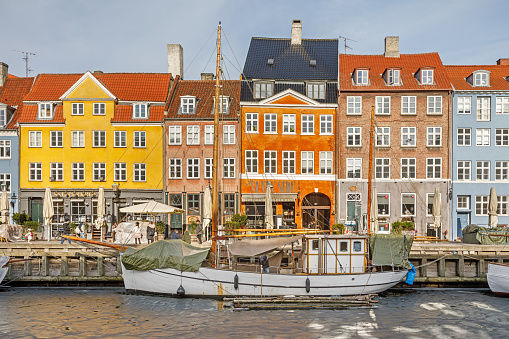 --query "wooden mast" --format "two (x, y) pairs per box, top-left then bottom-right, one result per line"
(367, 106), (375, 235)
(211, 22), (222, 255)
